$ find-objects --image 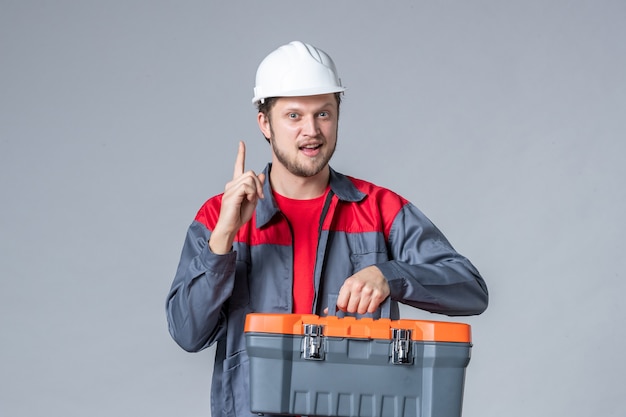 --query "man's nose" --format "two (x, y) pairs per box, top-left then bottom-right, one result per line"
(302, 115), (319, 136)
